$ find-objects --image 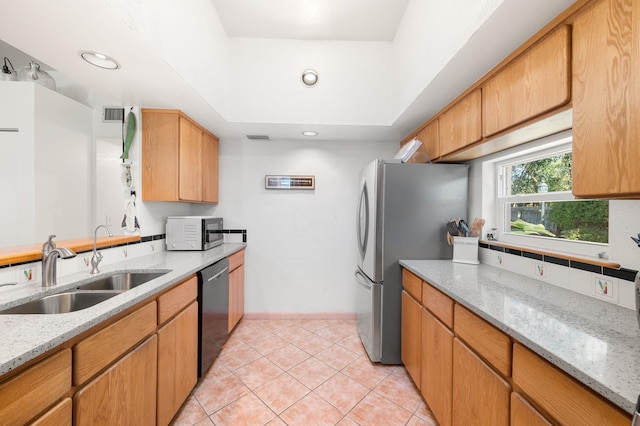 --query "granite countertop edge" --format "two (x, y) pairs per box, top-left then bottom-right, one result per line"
(399, 259), (639, 415)
(0, 243), (246, 376)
